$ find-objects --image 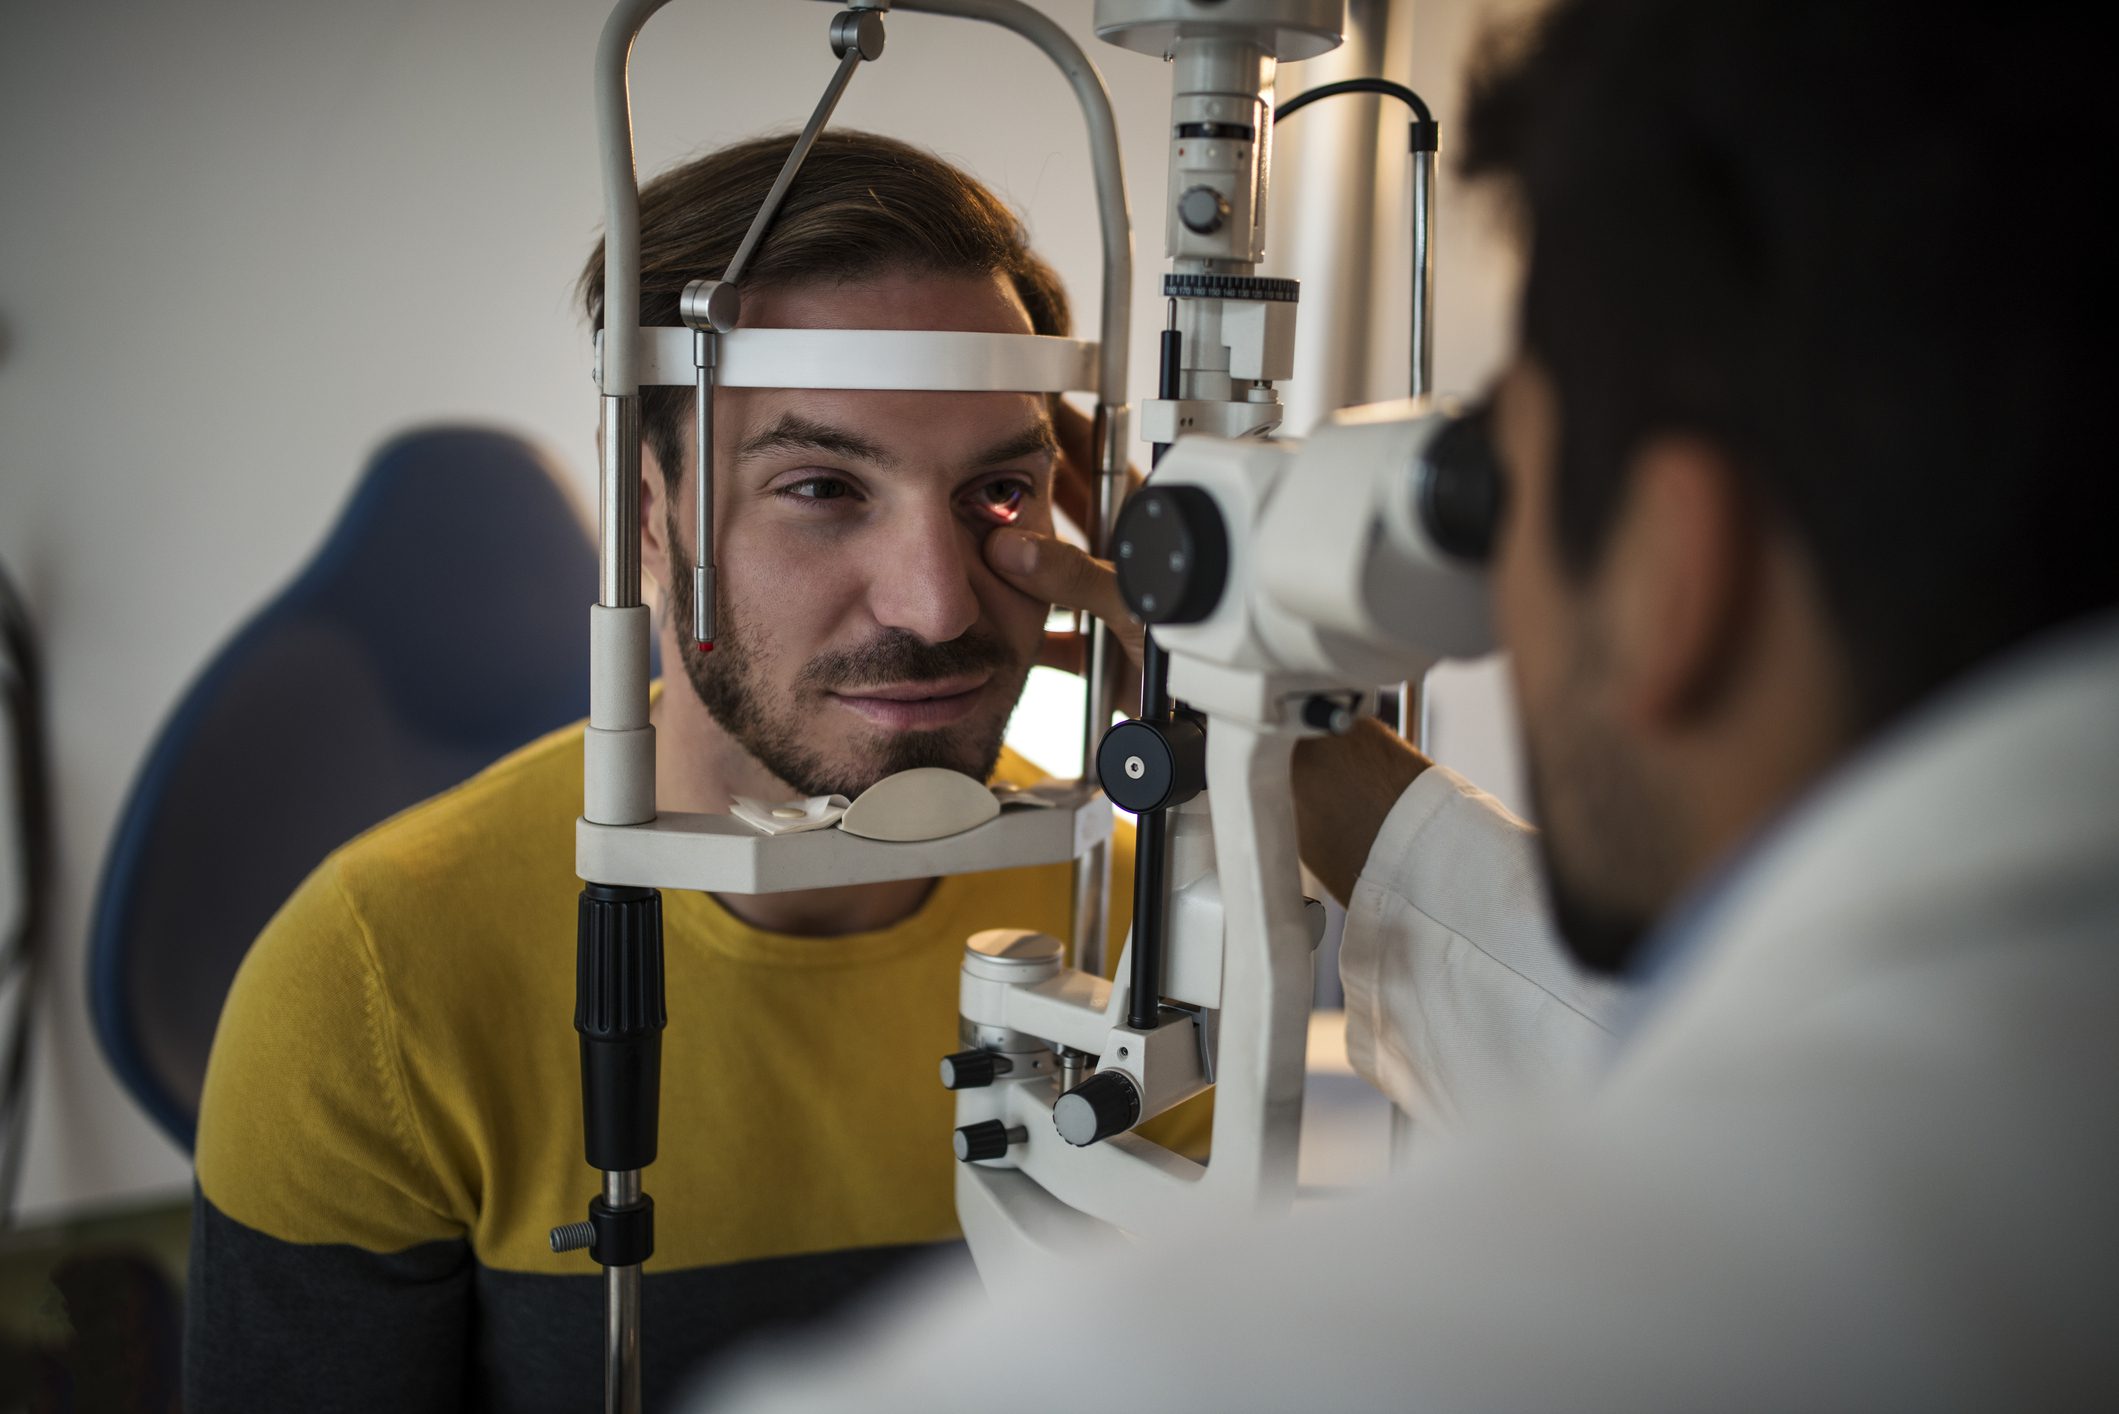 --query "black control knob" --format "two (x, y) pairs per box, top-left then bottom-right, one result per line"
(1097, 715), (1207, 814)
(938, 1049), (1014, 1091)
(575, 884), (667, 1173)
(953, 1119), (1025, 1163)
(1300, 694), (1358, 735)
(1178, 184), (1231, 235)
(1053, 1070), (1142, 1148)
(1114, 485), (1229, 626)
